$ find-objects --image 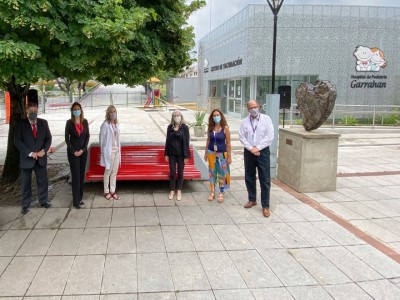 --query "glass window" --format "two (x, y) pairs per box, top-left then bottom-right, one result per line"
(235, 80), (241, 98)
(229, 81), (234, 98)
